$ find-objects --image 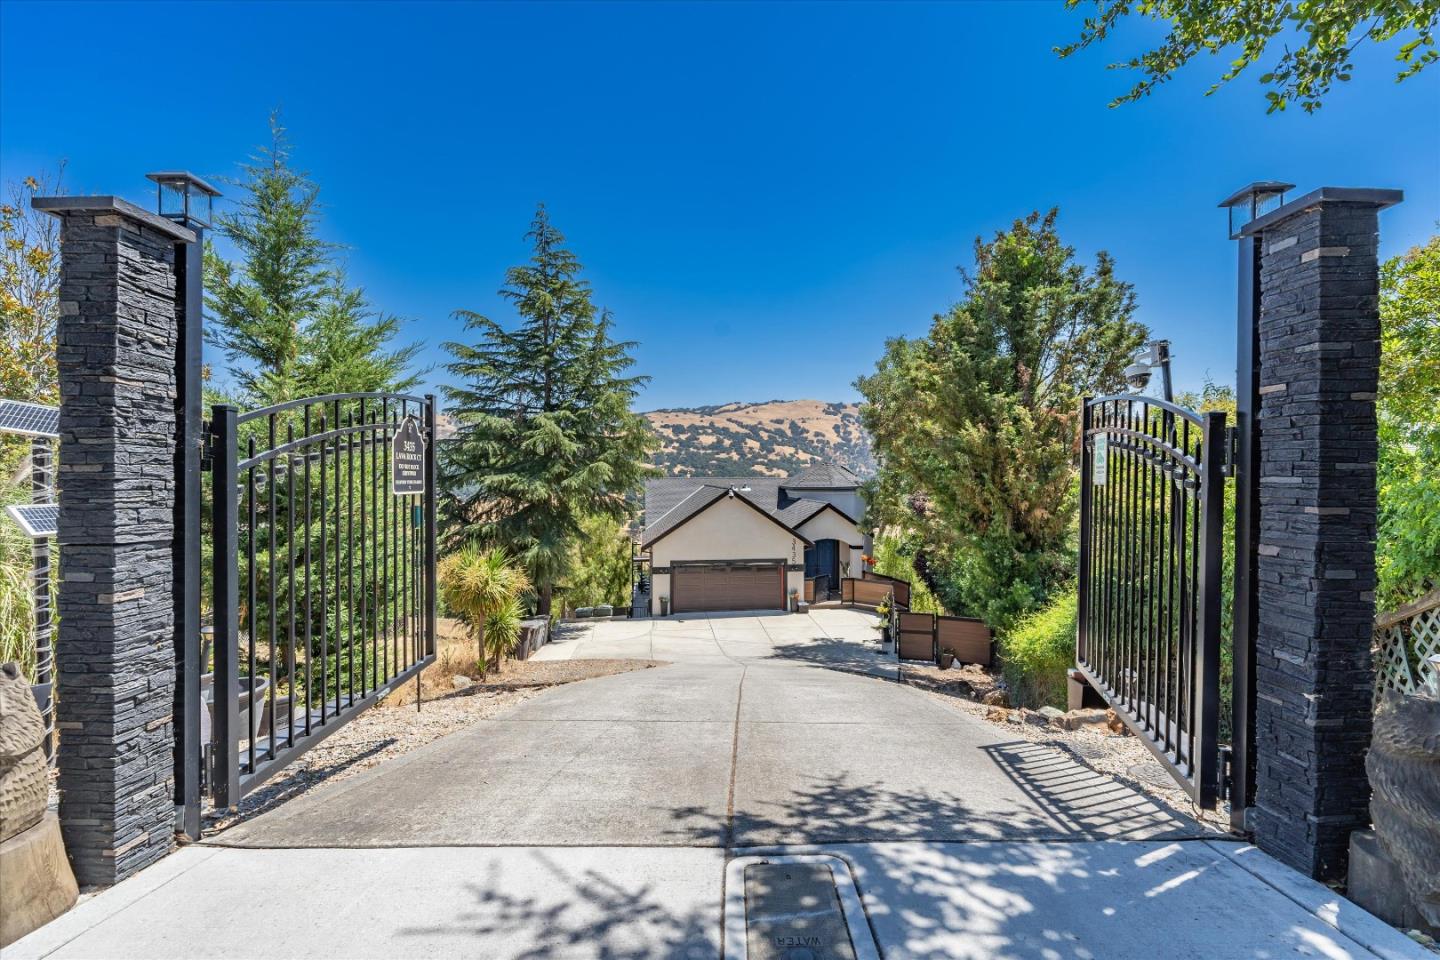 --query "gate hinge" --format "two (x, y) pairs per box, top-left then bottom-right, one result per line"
(1222, 426), (1239, 477)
